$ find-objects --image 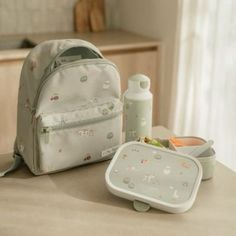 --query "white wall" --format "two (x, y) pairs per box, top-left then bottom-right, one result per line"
(0, 0), (77, 35)
(109, 0), (179, 127)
